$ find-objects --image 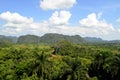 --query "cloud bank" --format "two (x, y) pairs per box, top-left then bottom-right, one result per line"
(0, 11), (120, 40)
(40, 0), (76, 10)
(48, 11), (71, 25)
